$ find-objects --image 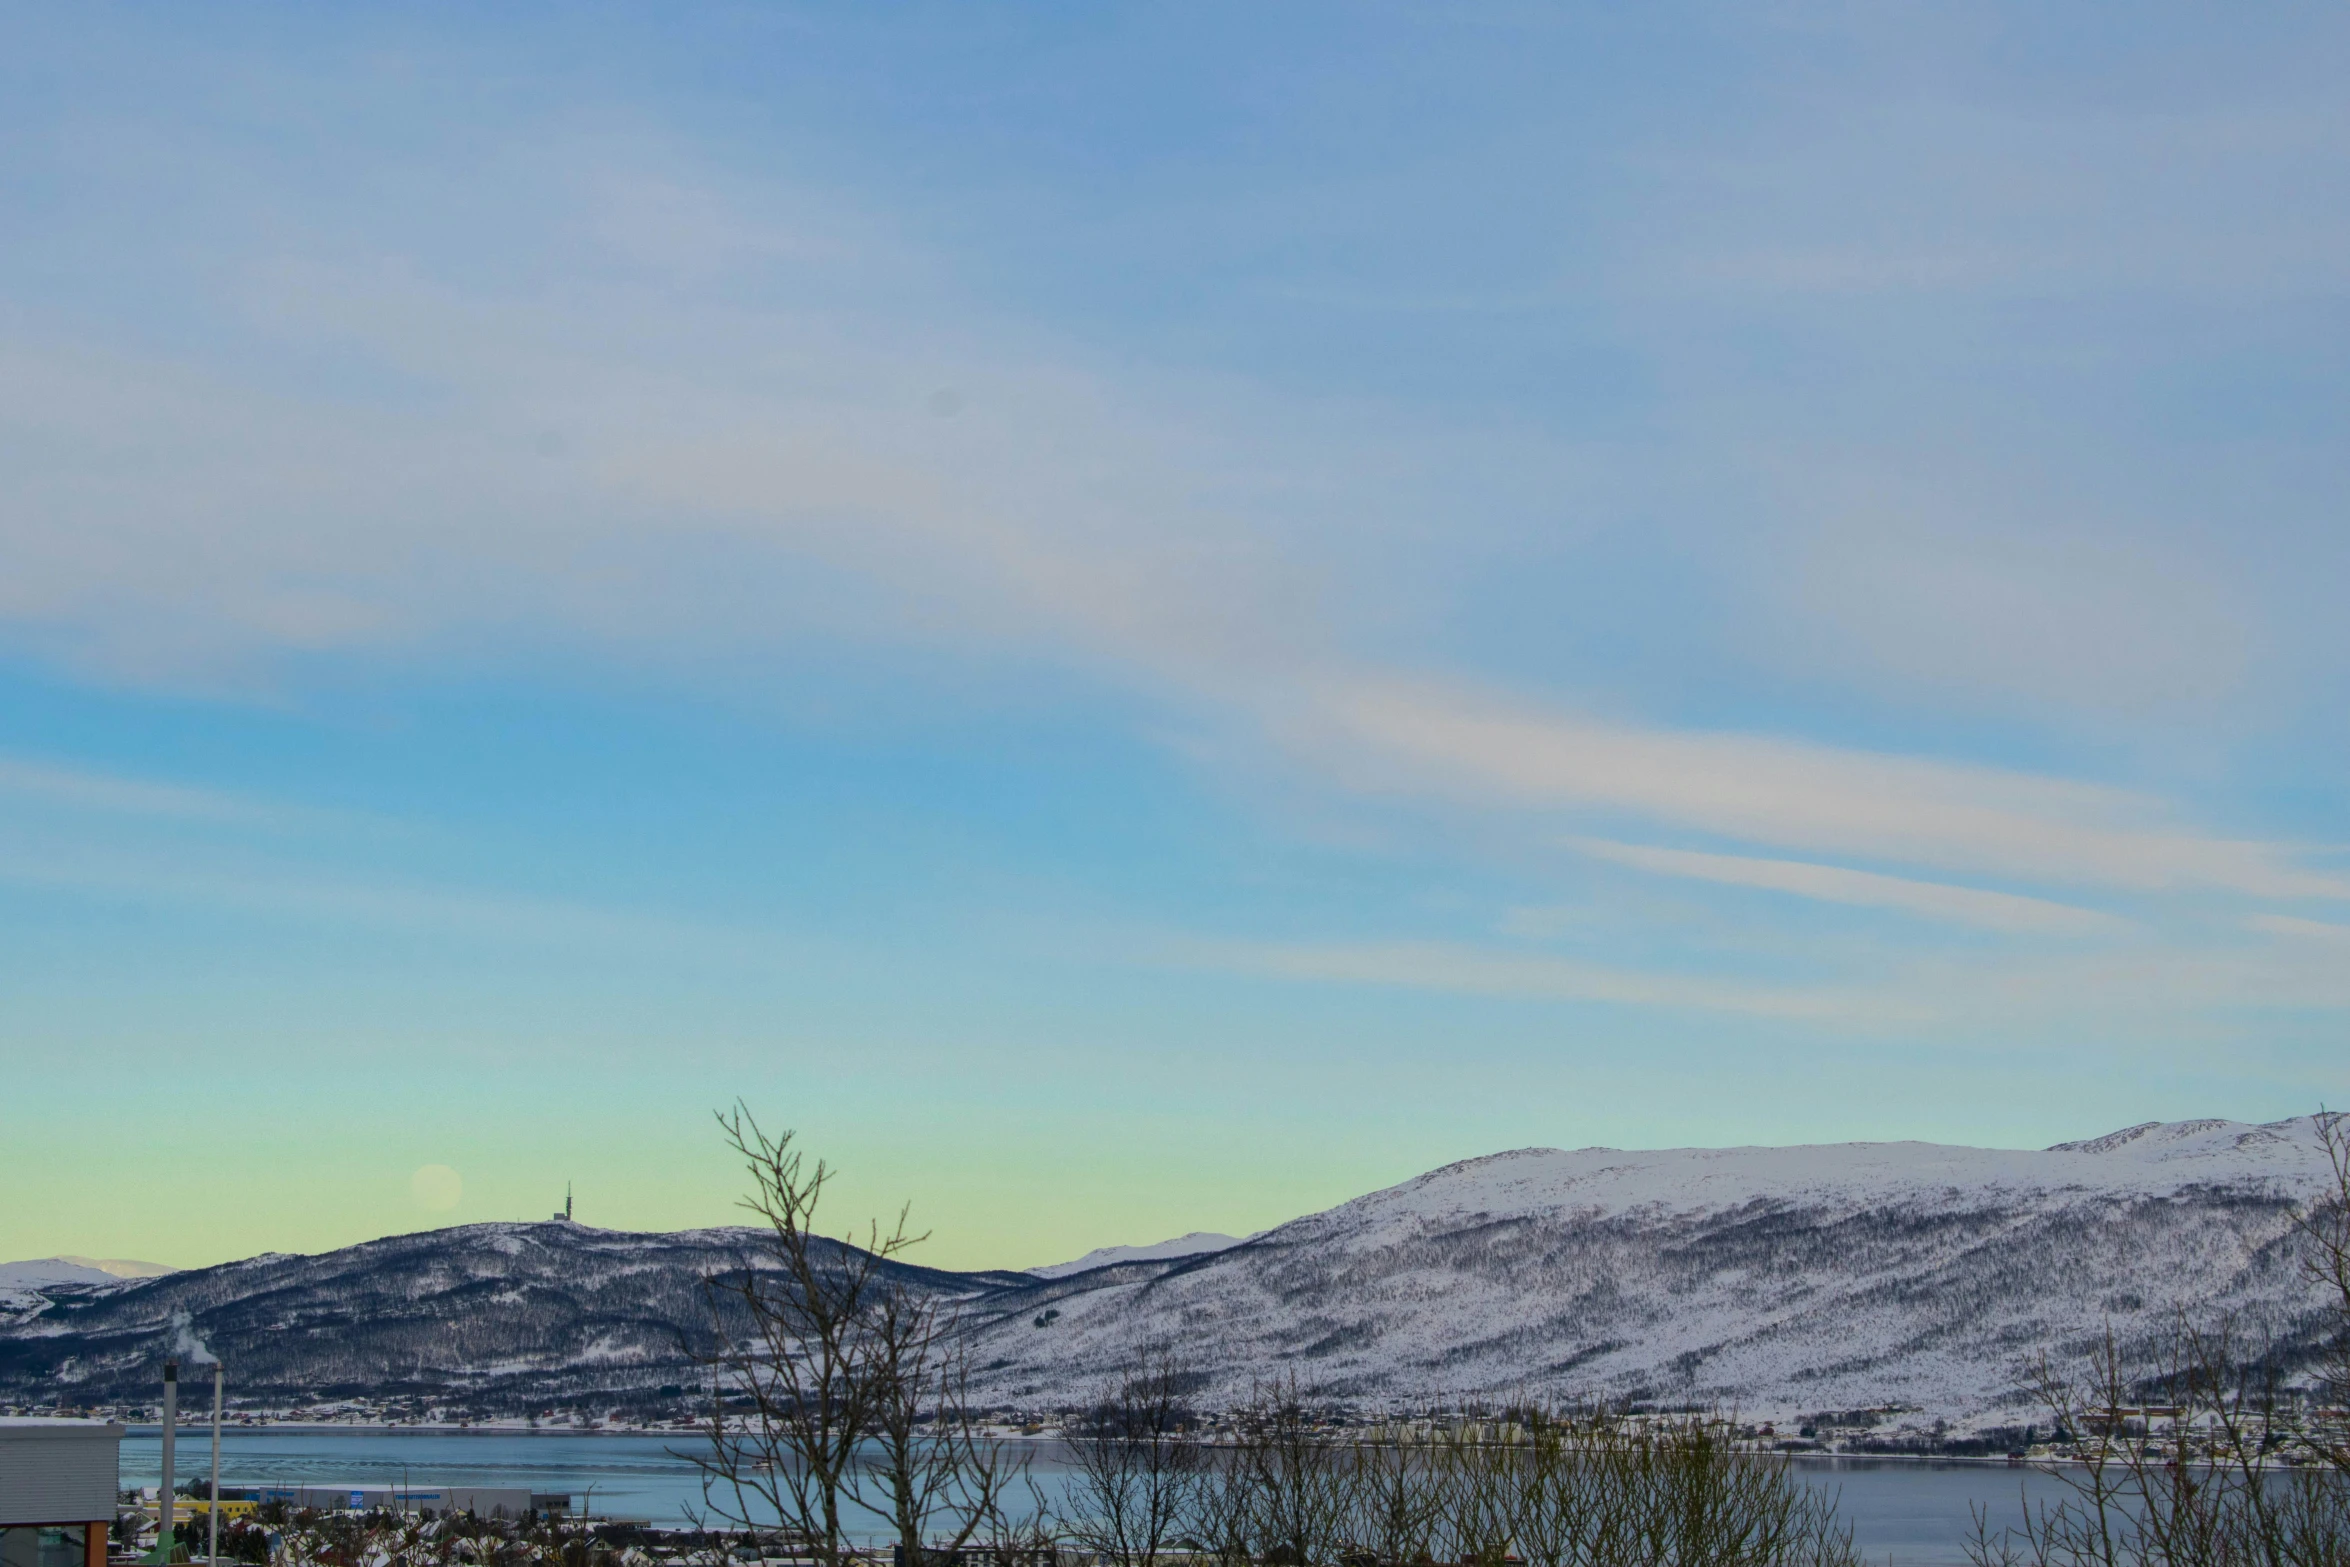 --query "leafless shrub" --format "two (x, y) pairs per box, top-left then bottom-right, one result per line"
(1167, 1388), (1853, 1567)
(1337, 1432), (1441, 1566)
(1193, 1378), (1351, 1567)
(1059, 1355), (1206, 1567)
(1426, 1416), (1518, 1567)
